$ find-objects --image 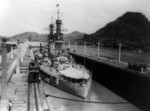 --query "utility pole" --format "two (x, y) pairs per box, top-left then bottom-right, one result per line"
(1, 38), (8, 111)
(75, 41), (77, 52)
(16, 40), (20, 74)
(97, 42), (100, 58)
(84, 42), (86, 55)
(40, 43), (42, 53)
(68, 41), (70, 49)
(118, 42), (122, 63)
